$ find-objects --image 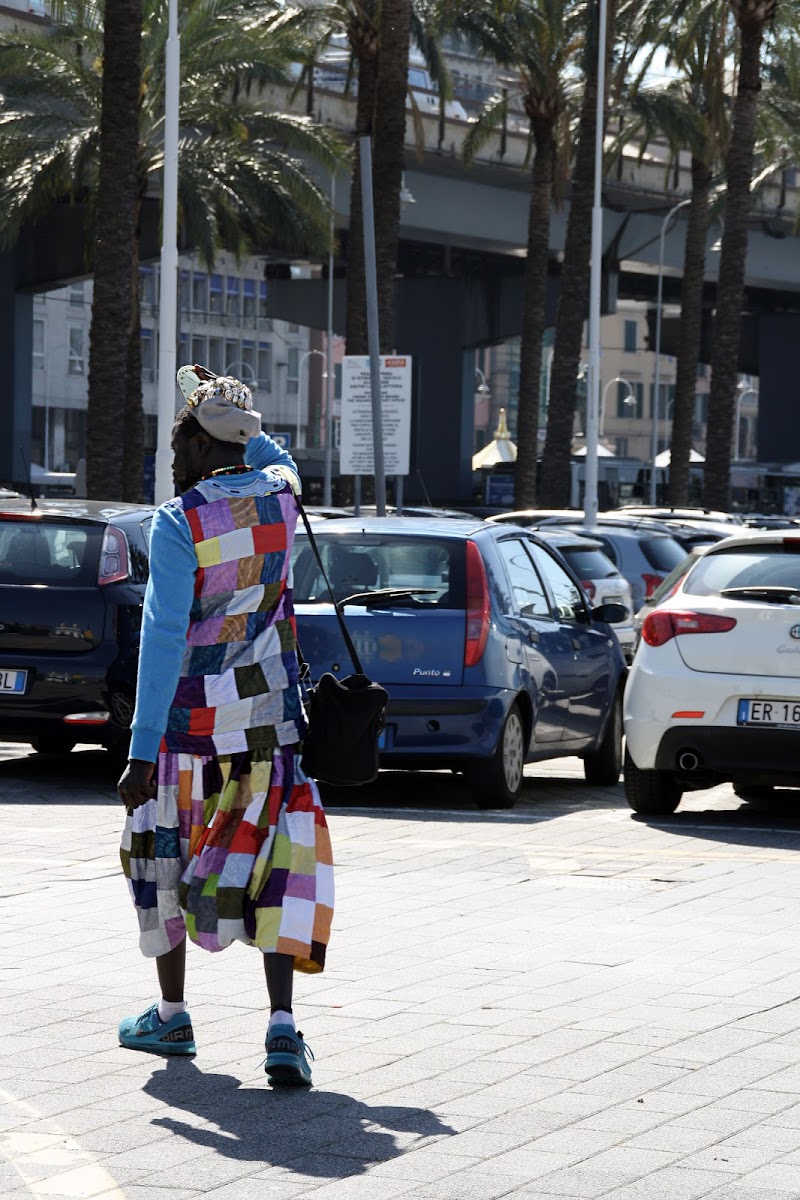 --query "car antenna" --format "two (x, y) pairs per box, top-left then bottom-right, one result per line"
(19, 447), (39, 513)
(415, 469), (433, 507)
